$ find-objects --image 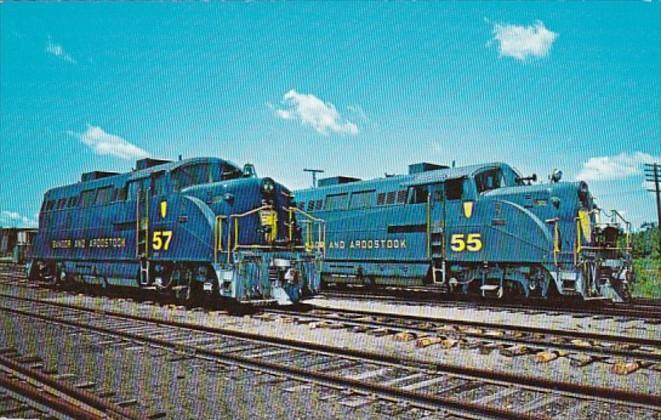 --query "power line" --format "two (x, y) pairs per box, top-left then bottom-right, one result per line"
(303, 169), (324, 188)
(643, 162), (661, 251)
